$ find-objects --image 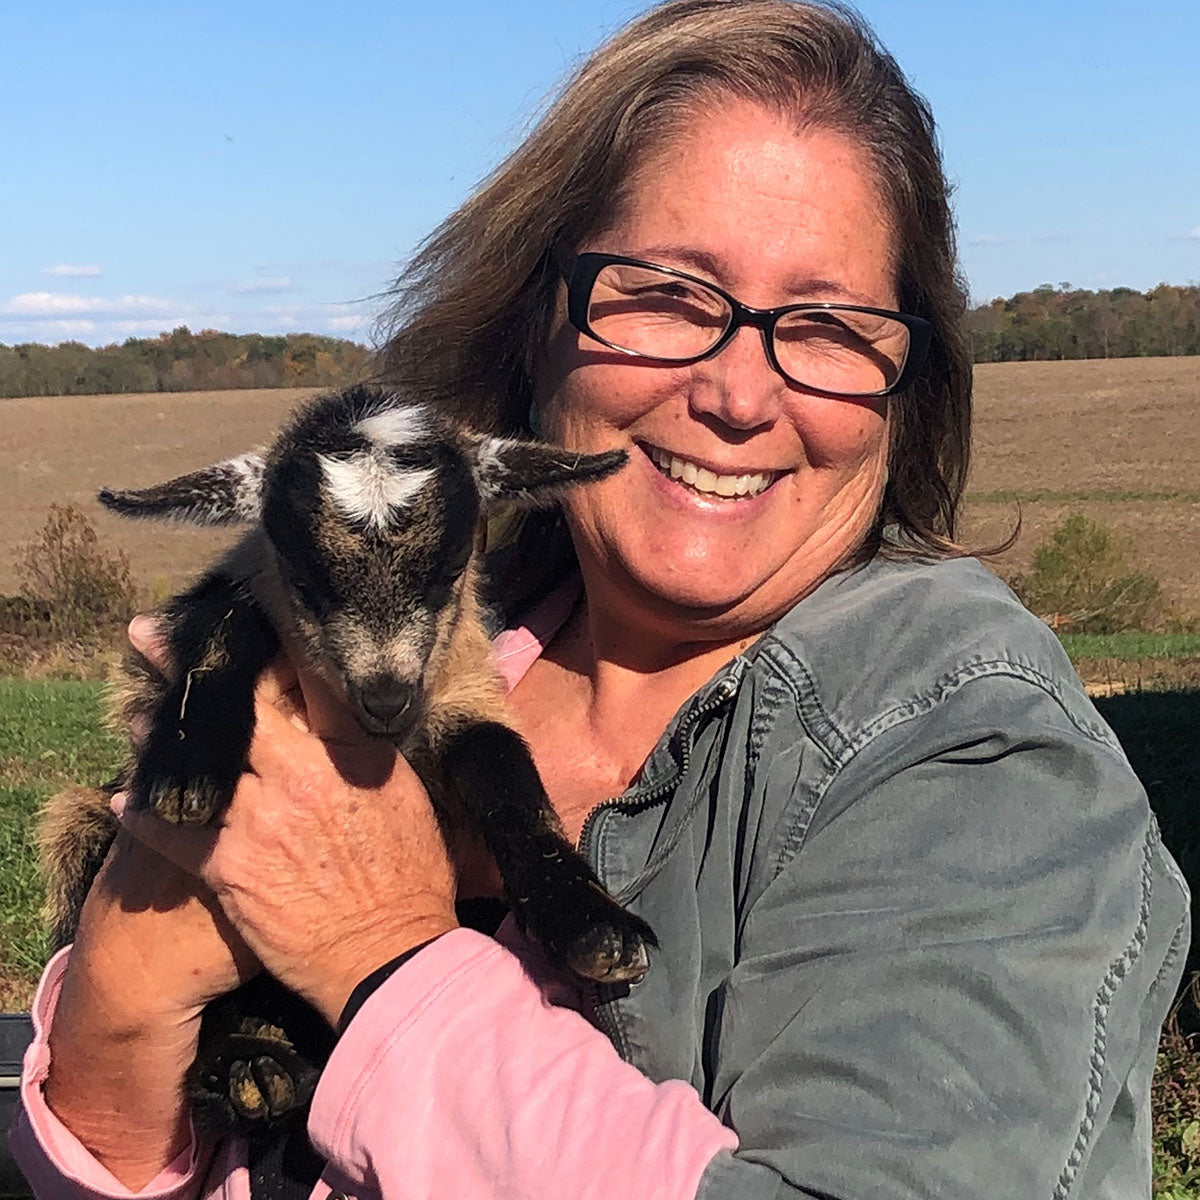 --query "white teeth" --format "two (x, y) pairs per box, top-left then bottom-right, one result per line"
(648, 447), (775, 499)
